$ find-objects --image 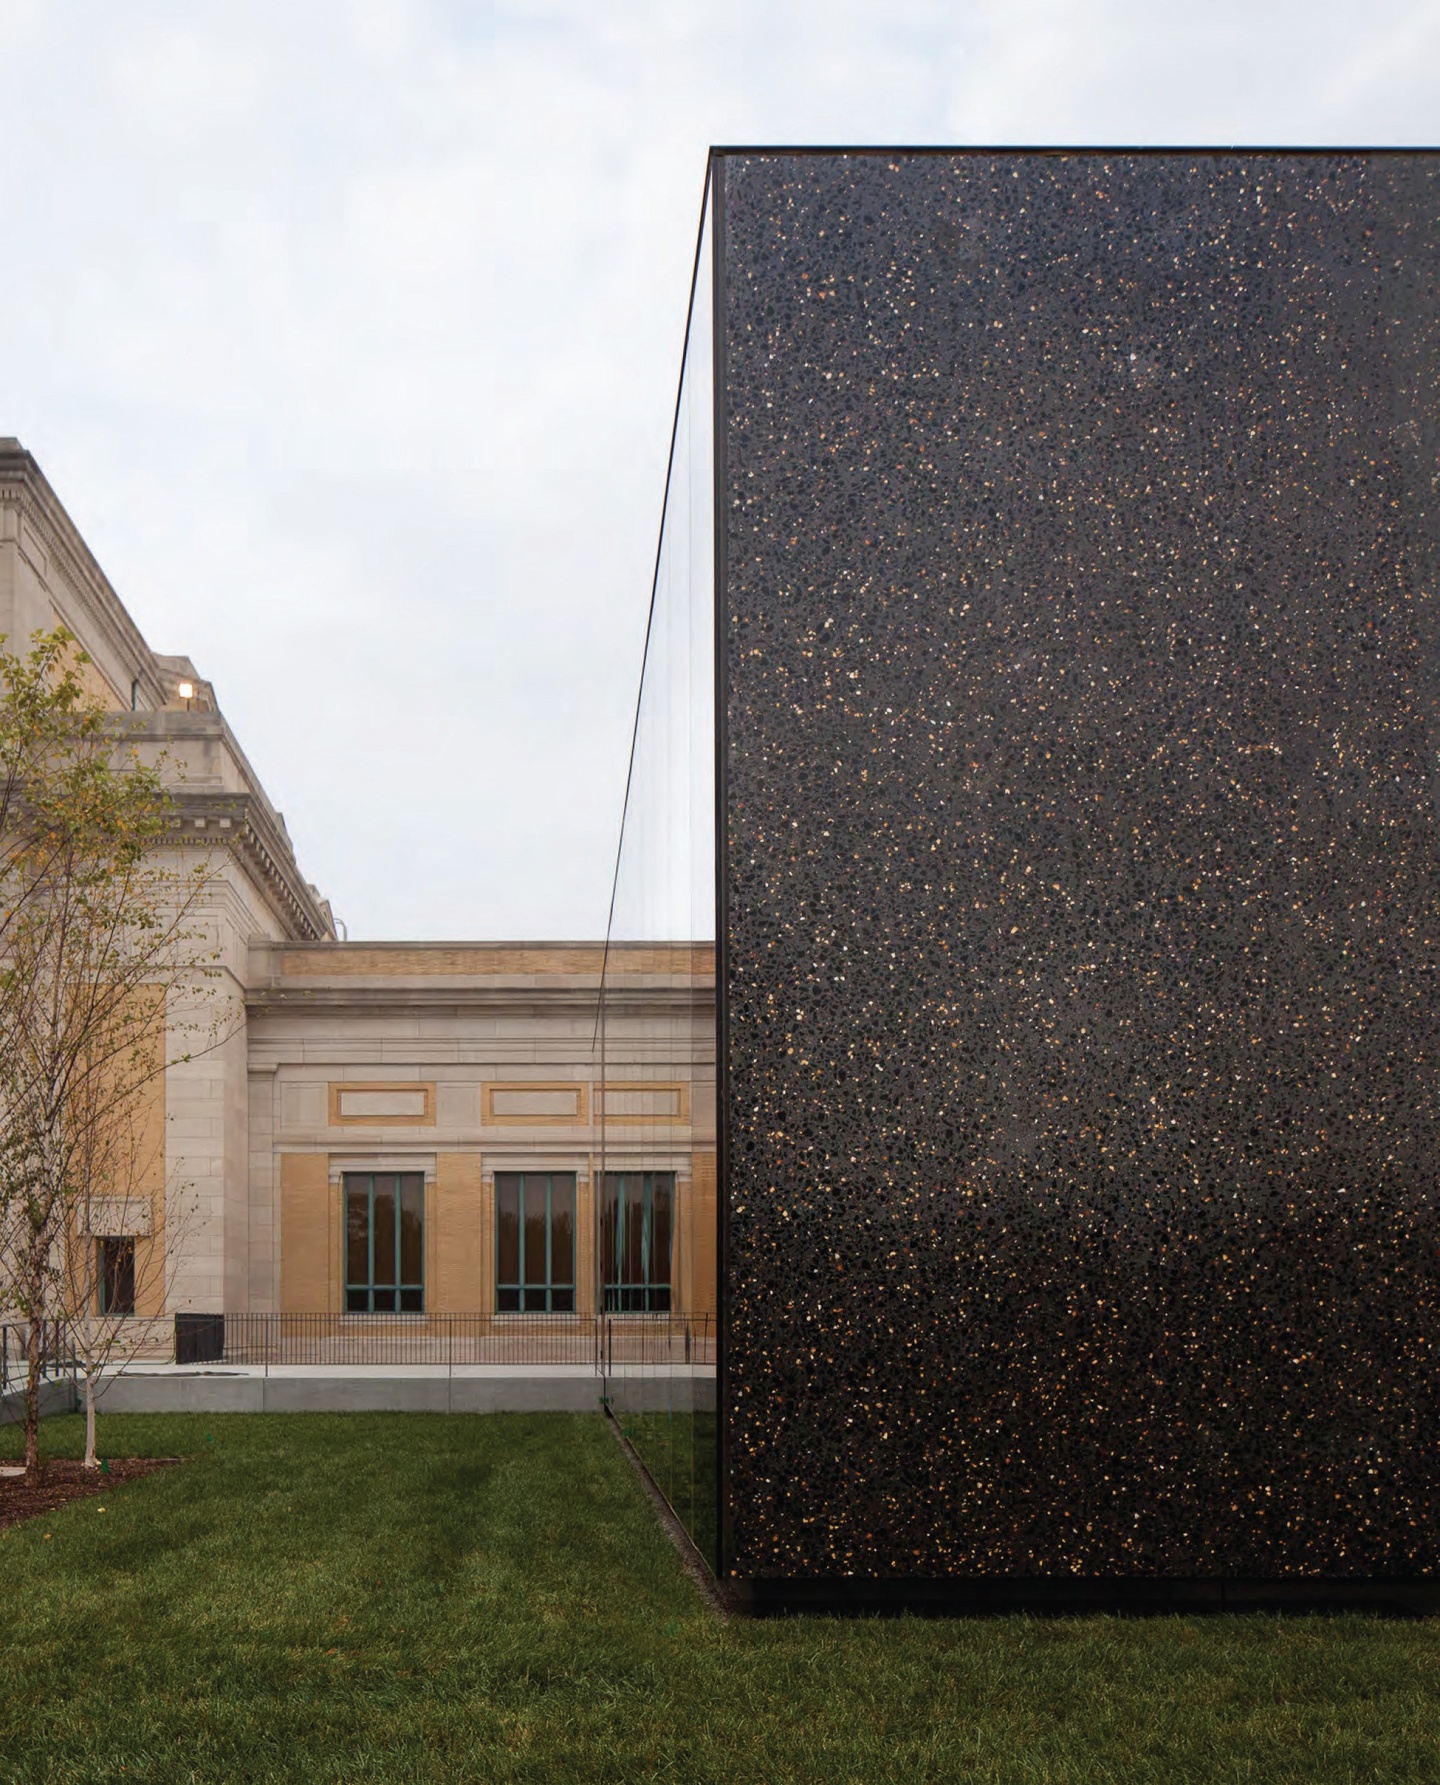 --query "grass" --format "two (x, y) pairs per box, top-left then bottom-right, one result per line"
(0, 1414), (1437, 1782)
(612, 1406), (718, 1566)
